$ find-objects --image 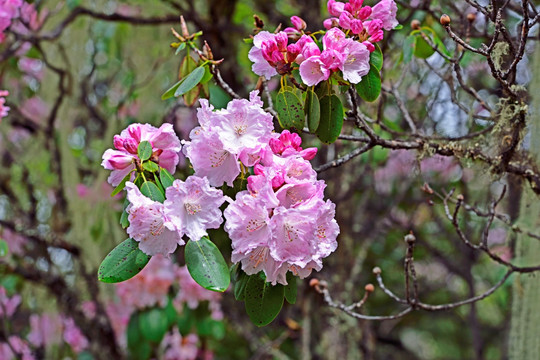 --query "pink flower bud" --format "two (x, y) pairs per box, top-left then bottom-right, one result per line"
(271, 174), (285, 189)
(338, 11), (352, 29)
(128, 125), (141, 142)
(357, 6), (372, 20)
(123, 138), (139, 154)
(113, 135), (125, 151)
(350, 0), (364, 13)
(302, 42), (321, 59)
(269, 138), (285, 154)
(324, 17), (339, 29)
(291, 16), (306, 31)
(327, 0), (345, 17)
(320, 49), (343, 70)
(287, 43), (301, 63)
(254, 164), (265, 175)
(300, 147), (318, 160)
(363, 41), (375, 52)
(369, 29), (384, 42)
(275, 32), (288, 51)
(351, 19), (364, 34)
(367, 19), (383, 34)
